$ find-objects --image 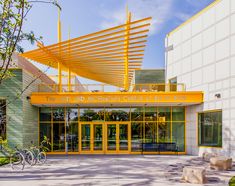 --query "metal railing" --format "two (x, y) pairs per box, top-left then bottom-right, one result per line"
(37, 83), (185, 93)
